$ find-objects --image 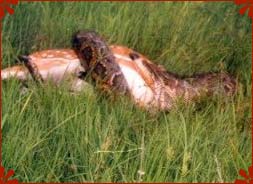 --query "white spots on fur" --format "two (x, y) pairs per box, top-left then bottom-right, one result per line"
(65, 54), (75, 59)
(38, 60), (81, 84)
(61, 51), (70, 55)
(1, 67), (28, 80)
